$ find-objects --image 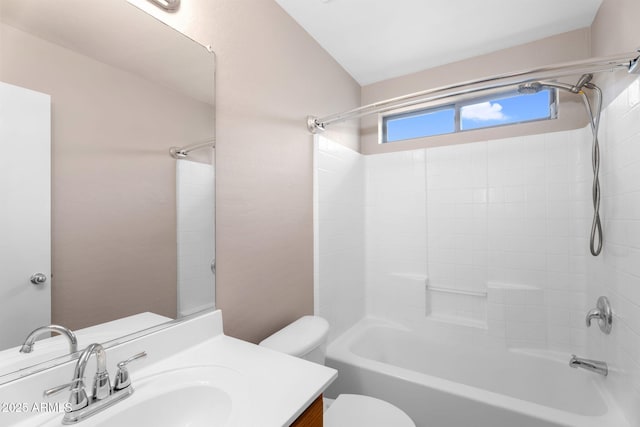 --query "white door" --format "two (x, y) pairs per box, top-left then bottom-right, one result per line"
(0, 81), (51, 350)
